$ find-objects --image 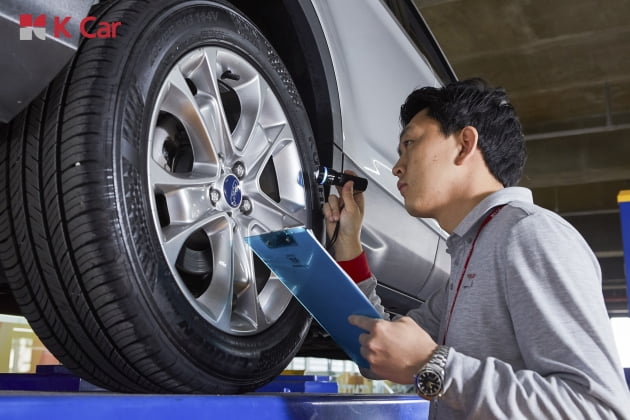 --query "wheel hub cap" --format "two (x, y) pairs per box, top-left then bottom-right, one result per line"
(222, 174), (242, 208)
